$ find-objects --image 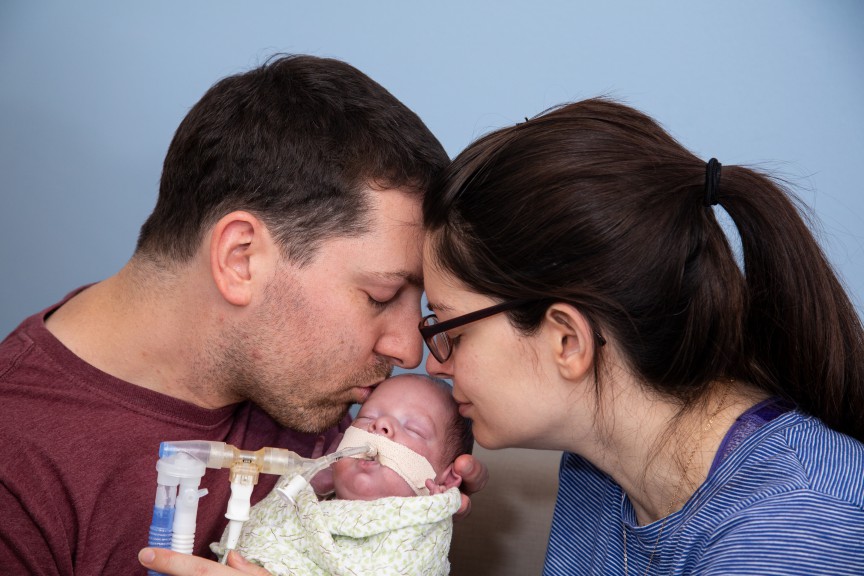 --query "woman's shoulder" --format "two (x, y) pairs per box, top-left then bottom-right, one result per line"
(709, 409), (864, 508)
(781, 411), (864, 483)
(676, 414), (864, 572)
